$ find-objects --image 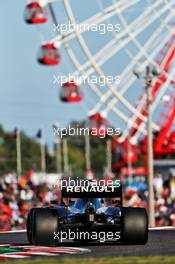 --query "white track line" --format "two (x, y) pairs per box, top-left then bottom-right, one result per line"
(0, 229), (26, 234)
(149, 226), (175, 231)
